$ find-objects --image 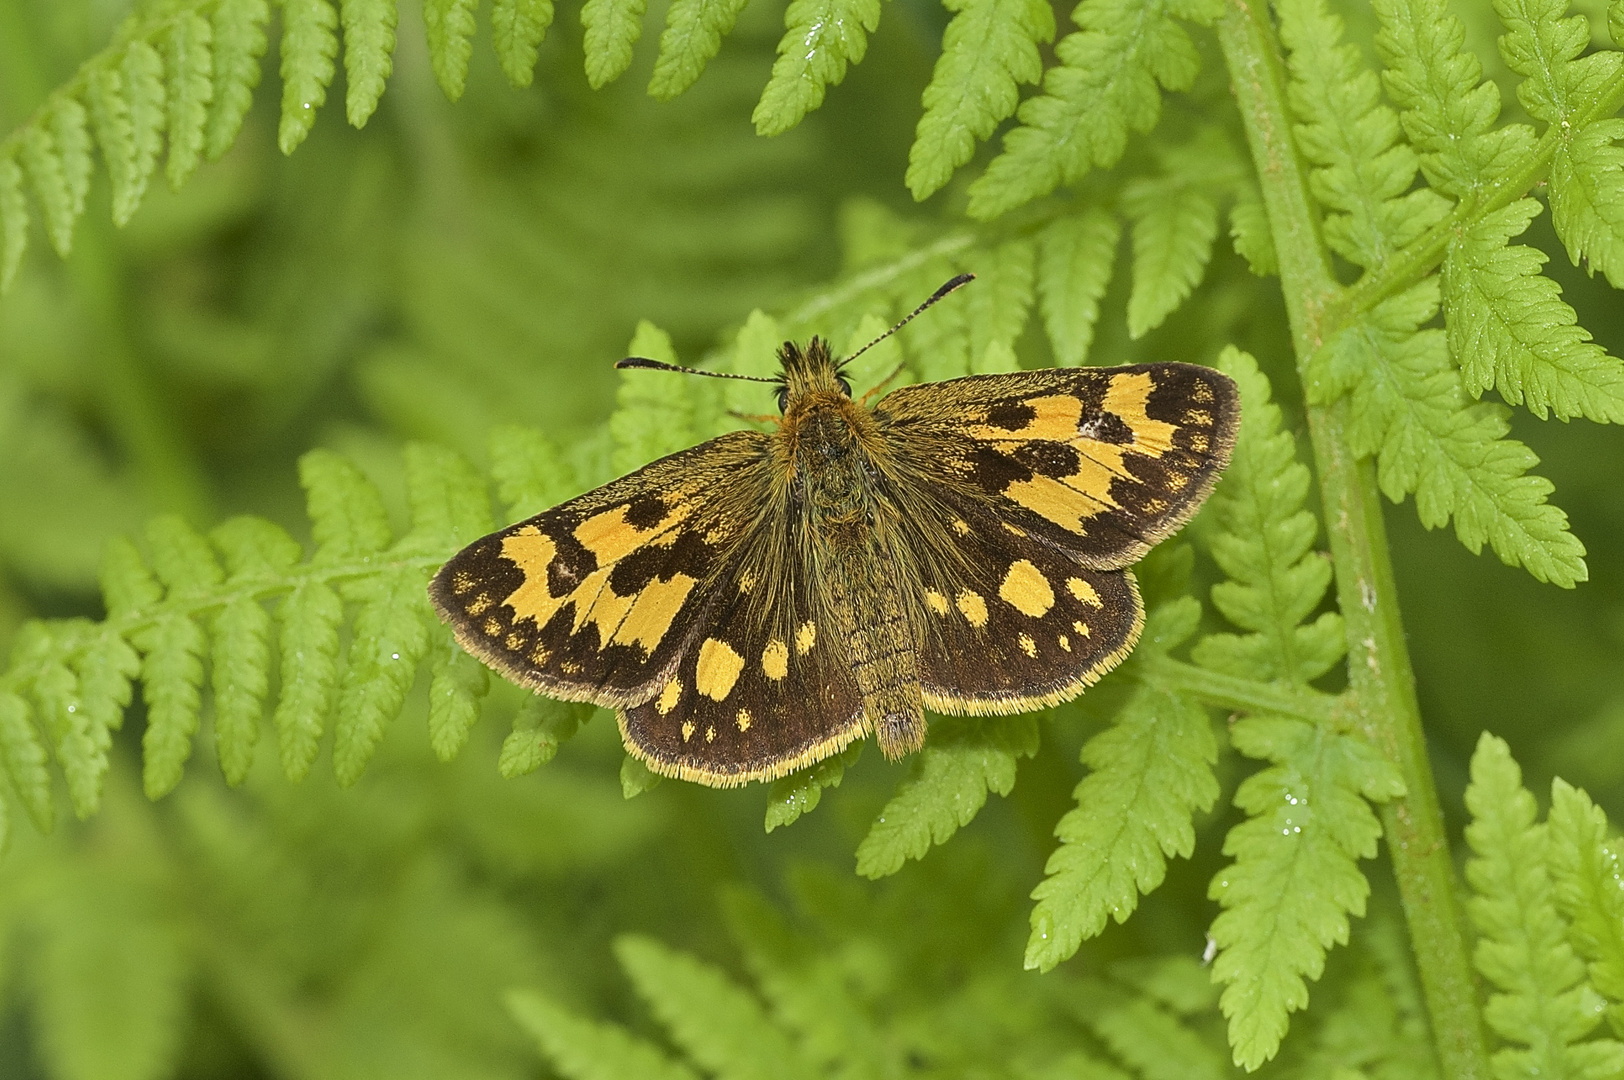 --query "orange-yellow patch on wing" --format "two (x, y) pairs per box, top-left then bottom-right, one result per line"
(1101, 370), (1178, 456)
(573, 498), (693, 564)
(969, 394), (1083, 442)
(1004, 473), (1111, 532)
(1066, 577), (1103, 607)
(695, 638), (745, 701)
(999, 560), (1055, 617)
(656, 678), (682, 715)
(762, 639), (789, 681)
(957, 589), (989, 628)
(607, 573), (698, 653)
(499, 527), (565, 628)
